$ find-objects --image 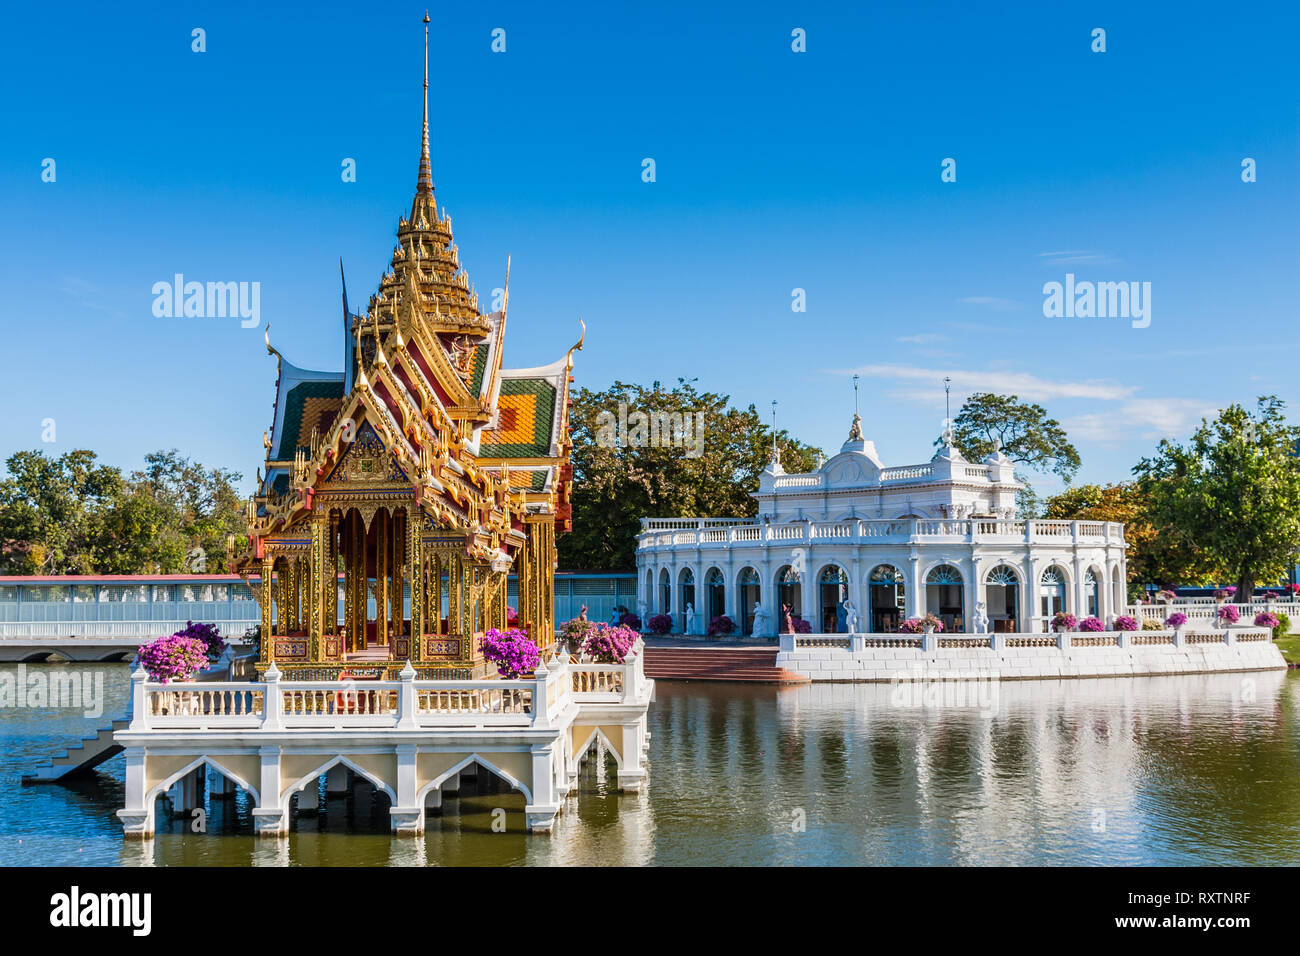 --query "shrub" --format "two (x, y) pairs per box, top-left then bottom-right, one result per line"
(707, 615), (734, 636)
(647, 613), (673, 635)
(175, 621), (225, 659)
(1051, 612), (1078, 632)
(618, 612), (642, 632)
(582, 623), (639, 664)
(791, 615), (812, 634)
(1079, 616), (1105, 632)
(137, 634), (211, 683)
(1216, 604), (1241, 624)
(1141, 617), (1164, 631)
(1165, 612), (1187, 628)
(1273, 611), (1291, 640)
(1113, 615), (1139, 632)
(479, 627), (539, 679)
